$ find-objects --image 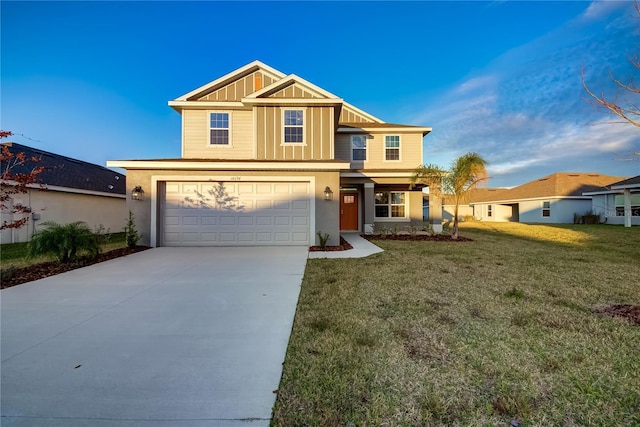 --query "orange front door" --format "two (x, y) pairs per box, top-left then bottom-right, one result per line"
(340, 193), (358, 230)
